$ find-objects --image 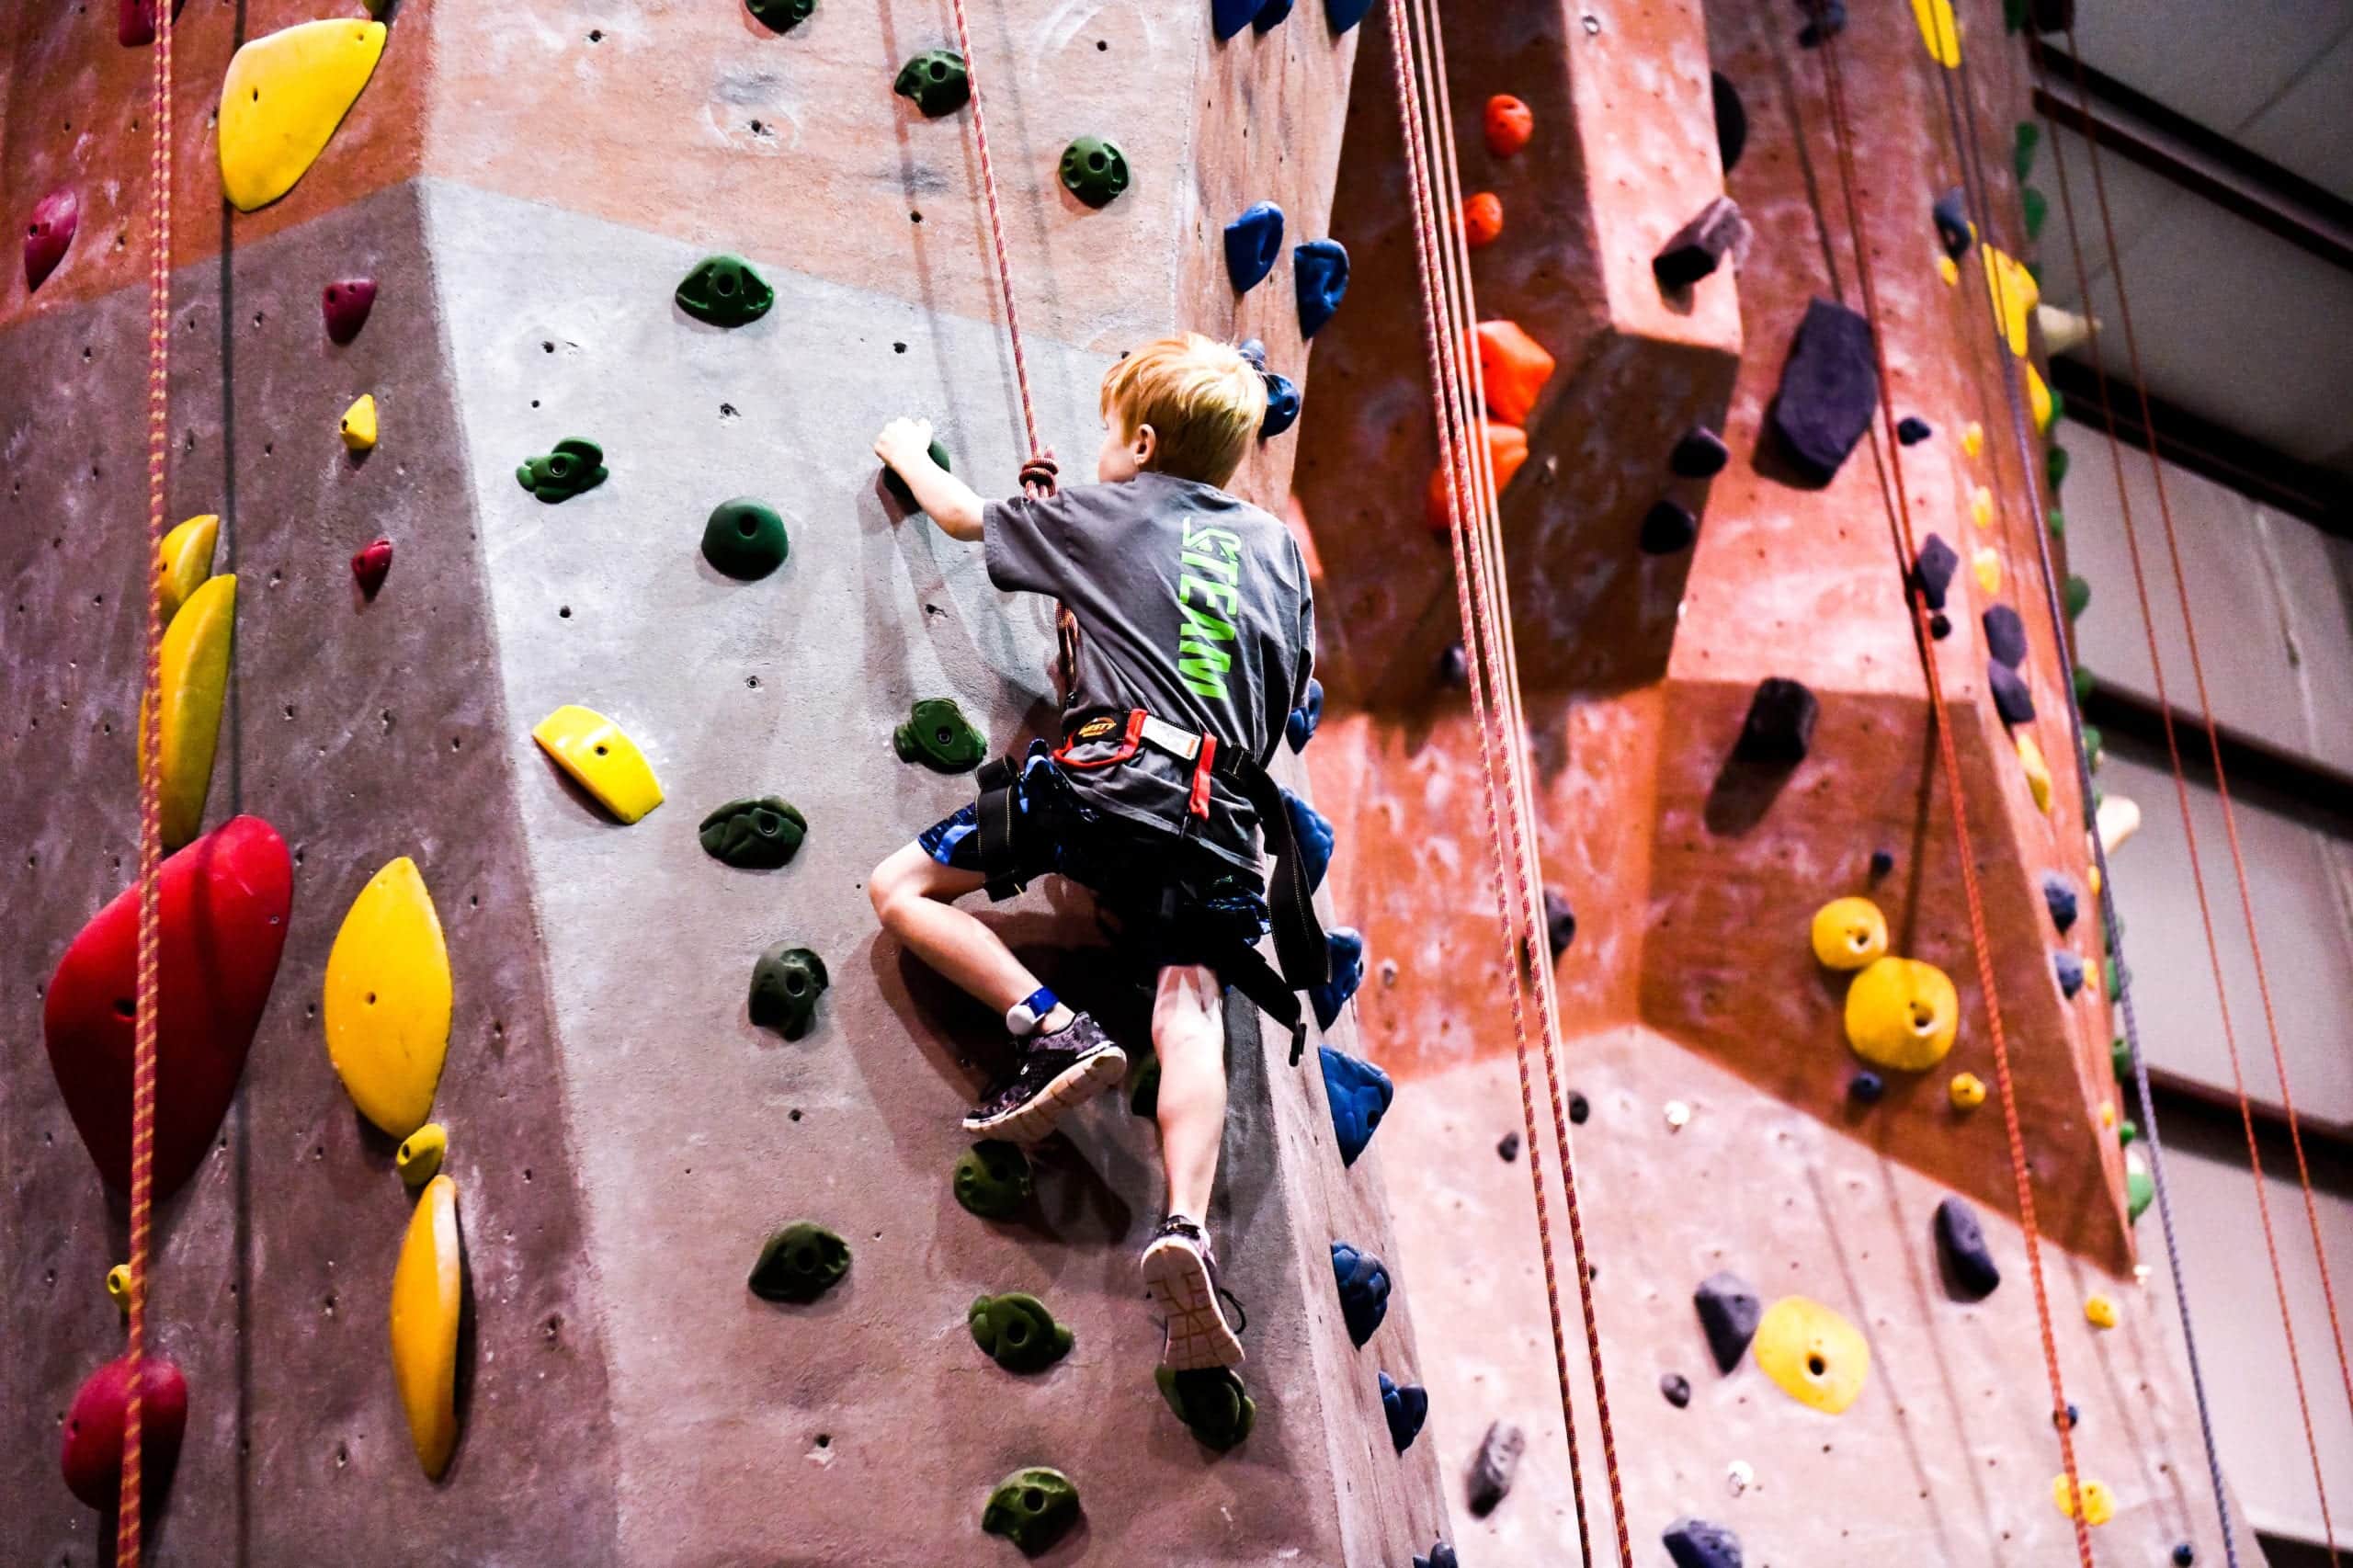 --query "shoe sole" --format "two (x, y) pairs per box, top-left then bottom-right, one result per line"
(961, 1045), (1129, 1143)
(1142, 1235), (1245, 1370)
